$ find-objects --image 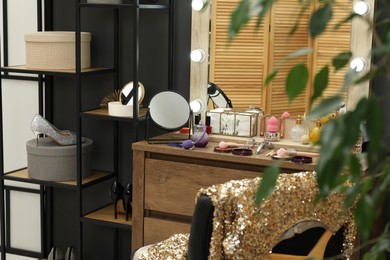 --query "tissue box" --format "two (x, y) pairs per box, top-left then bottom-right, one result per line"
(207, 109), (259, 137)
(25, 31), (91, 70)
(26, 137), (93, 182)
